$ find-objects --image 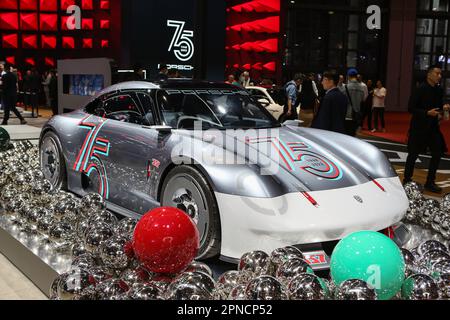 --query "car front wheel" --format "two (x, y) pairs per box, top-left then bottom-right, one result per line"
(40, 131), (67, 190)
(161, 165), (221, 260)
